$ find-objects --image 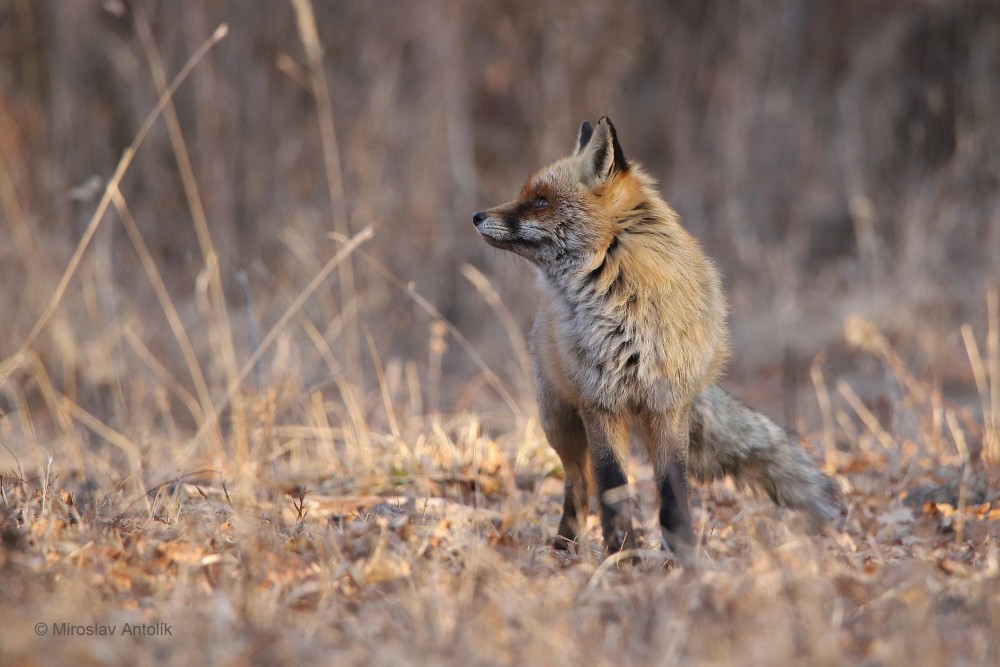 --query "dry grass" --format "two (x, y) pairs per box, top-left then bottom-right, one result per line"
(2, 2), (1000, 665)
(2, 359), (1000, 666)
